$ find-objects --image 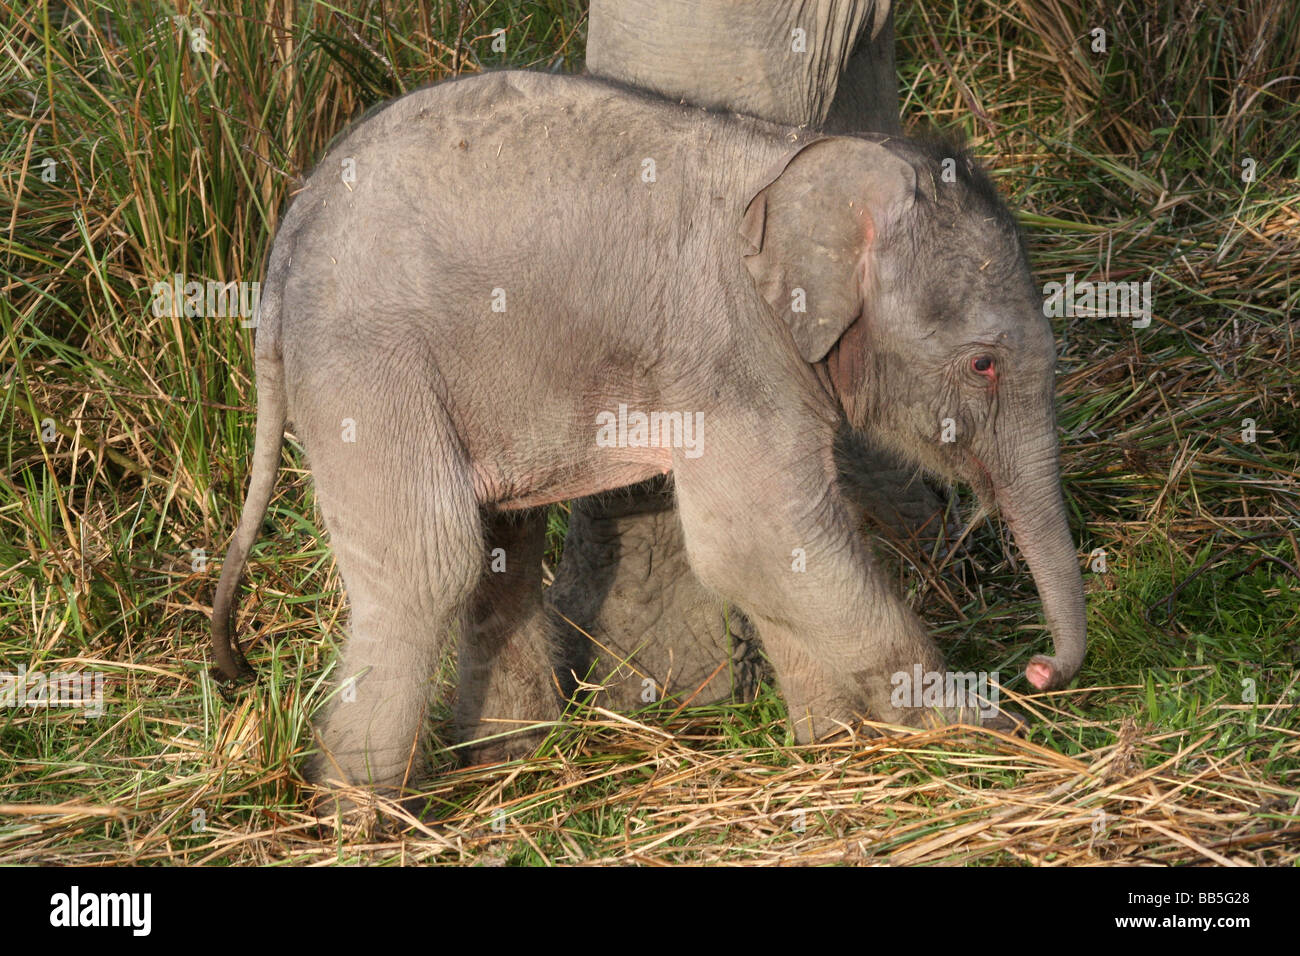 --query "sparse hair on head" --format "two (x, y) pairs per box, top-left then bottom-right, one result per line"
(858, 130), (1029, 275)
